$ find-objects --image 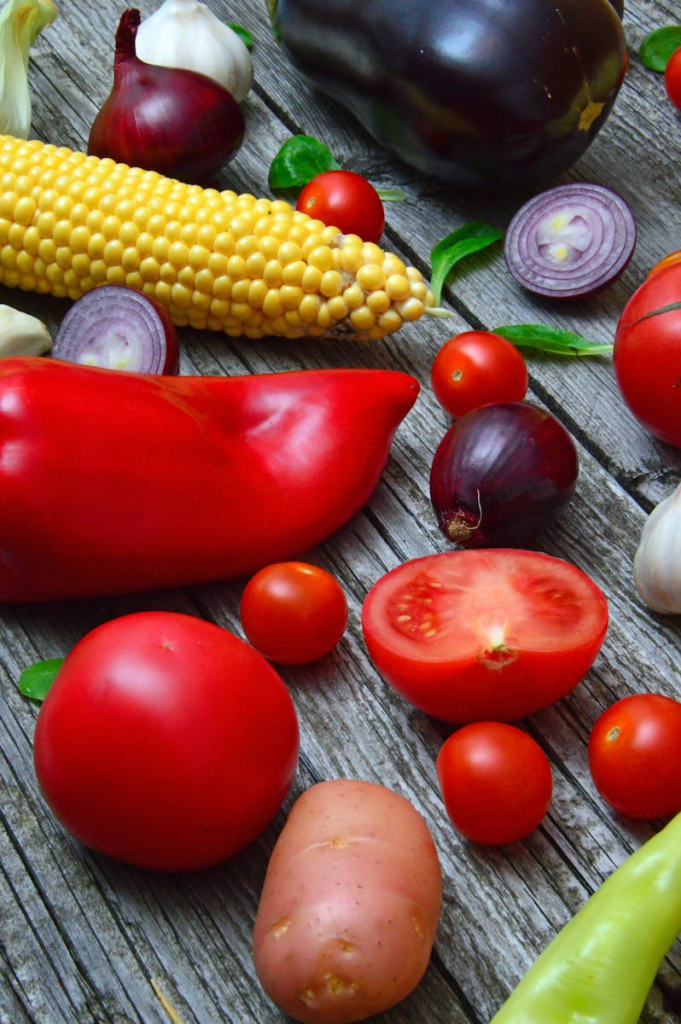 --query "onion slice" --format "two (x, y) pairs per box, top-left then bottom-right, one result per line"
(52, 285), (180, 375)
(504, 183), (636, 298)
